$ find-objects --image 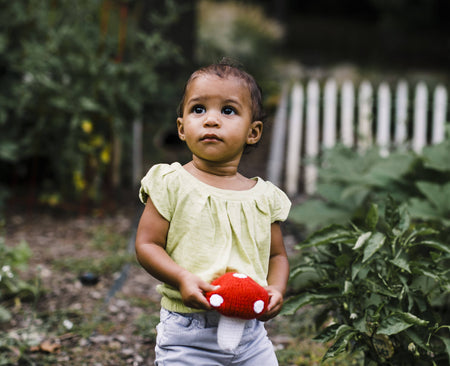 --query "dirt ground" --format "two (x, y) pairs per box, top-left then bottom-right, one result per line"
(2, 191), (299, 365)
(3, 200), (157, 365)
